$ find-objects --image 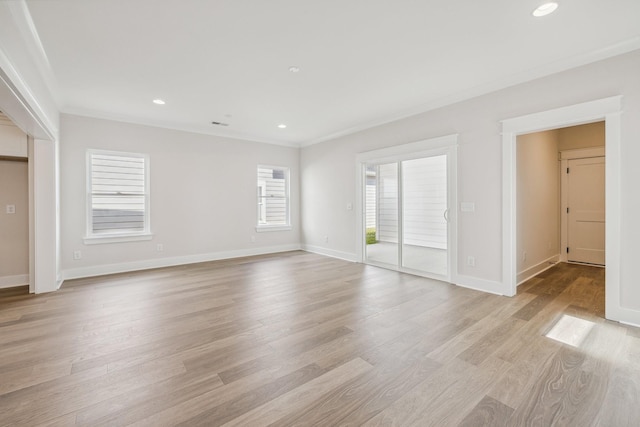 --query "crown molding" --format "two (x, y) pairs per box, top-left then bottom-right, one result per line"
(300, 38), (640, 147)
